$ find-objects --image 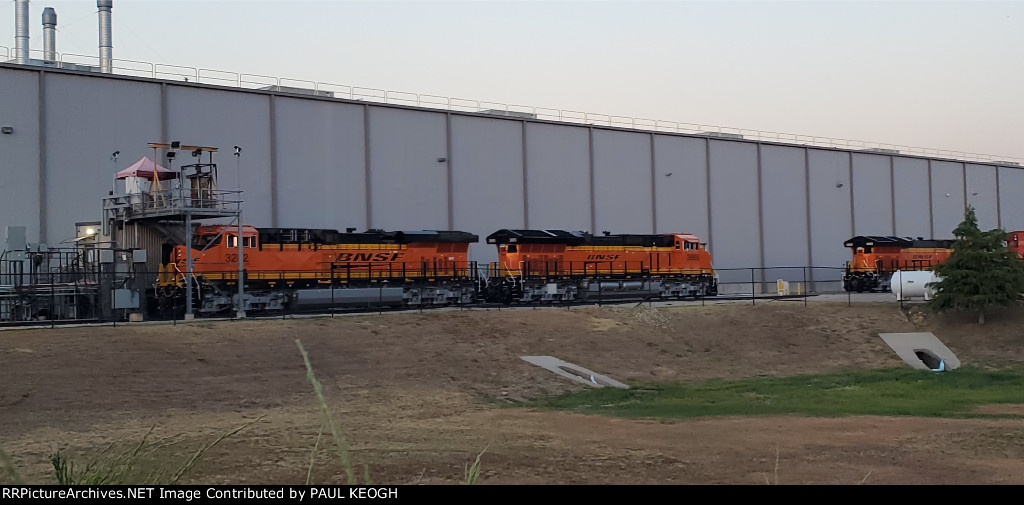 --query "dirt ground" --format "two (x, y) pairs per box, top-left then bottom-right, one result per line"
(2, 299), (1023, 485)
